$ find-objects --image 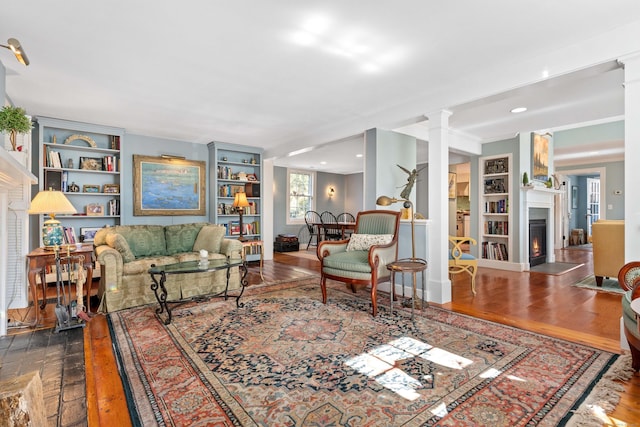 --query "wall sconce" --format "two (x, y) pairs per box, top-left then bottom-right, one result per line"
(328, 187), (335, 198)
